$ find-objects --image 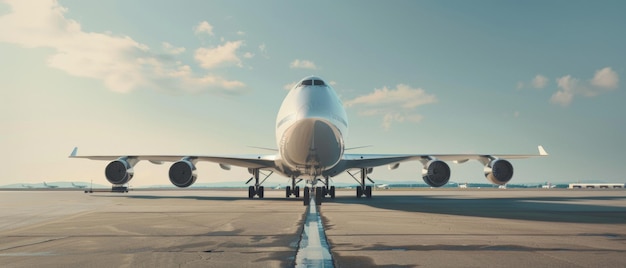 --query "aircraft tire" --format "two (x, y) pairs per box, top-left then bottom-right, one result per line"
(303, 187), (310, 206)
(315, 187), (323, 205)
(248, 186), (255, 199)
(330, 186), (335, 199)
(365, 186), (372, 198)
(295, 186), (300, 197)
(258, 186), (264, 198)
(286, 186), (291, 198)
(356, 186), (363, 198)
